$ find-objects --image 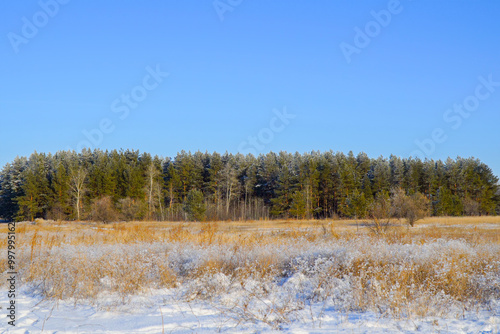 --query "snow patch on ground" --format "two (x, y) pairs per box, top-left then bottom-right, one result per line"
(2, 284), (499, 333)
